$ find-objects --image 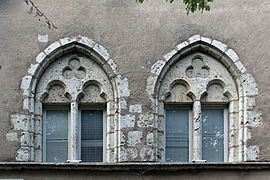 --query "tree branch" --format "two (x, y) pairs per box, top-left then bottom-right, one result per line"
(24, 0), (57, 29)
